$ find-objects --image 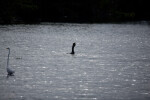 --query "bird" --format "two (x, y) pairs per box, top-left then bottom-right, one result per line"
(6, 48), (15, 76)
(70, 43), (76, 54)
